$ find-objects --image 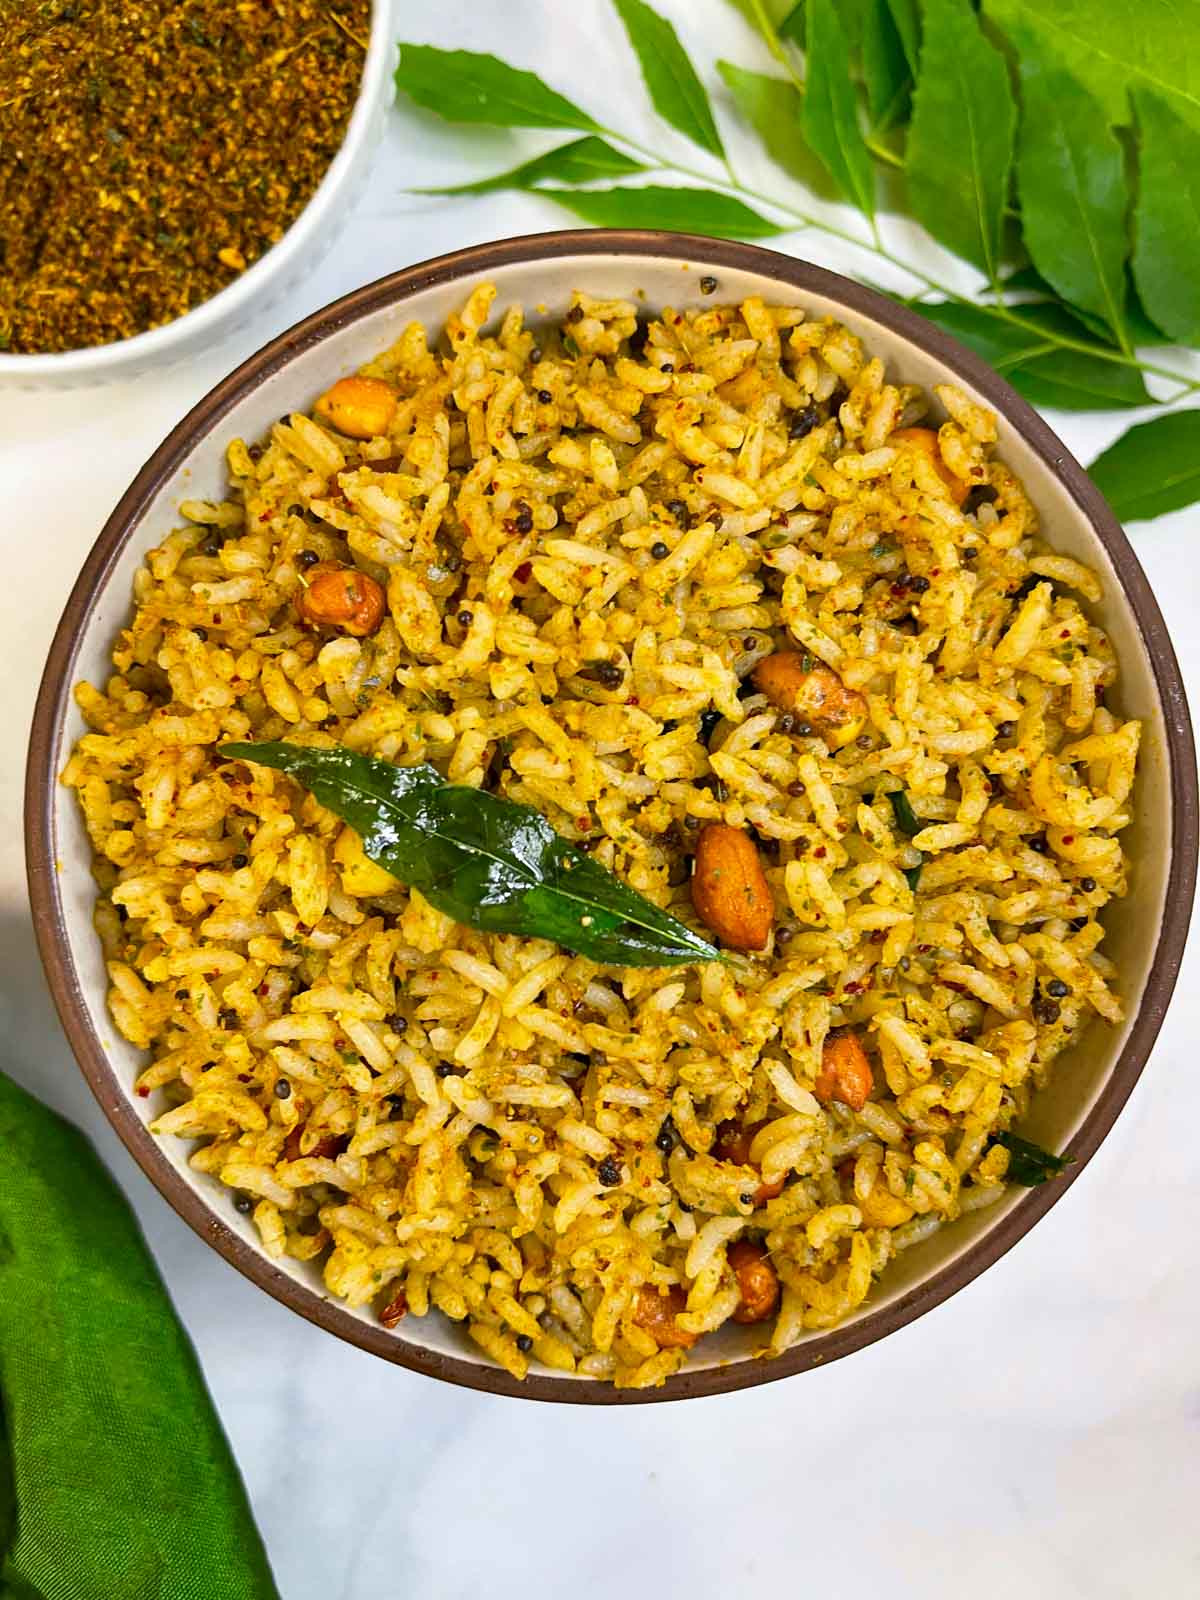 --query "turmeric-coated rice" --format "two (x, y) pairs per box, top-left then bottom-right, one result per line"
(64, 281), (1140, 1386)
